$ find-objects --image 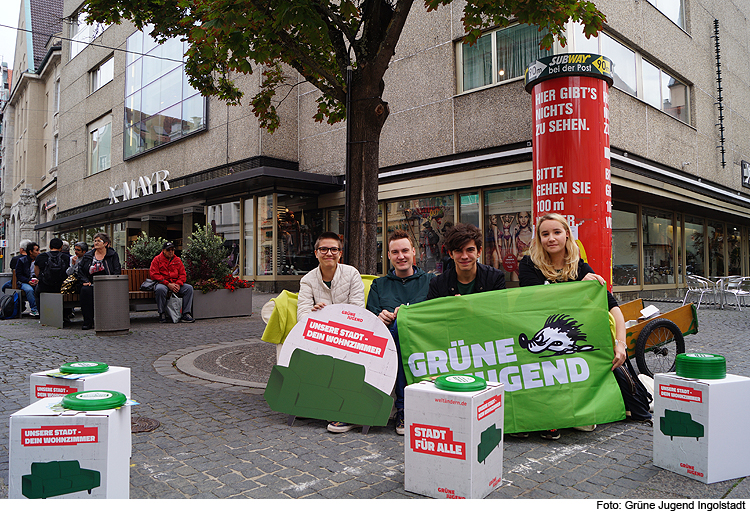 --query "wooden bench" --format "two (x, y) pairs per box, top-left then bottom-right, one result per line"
(40, 268), (157, 328)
